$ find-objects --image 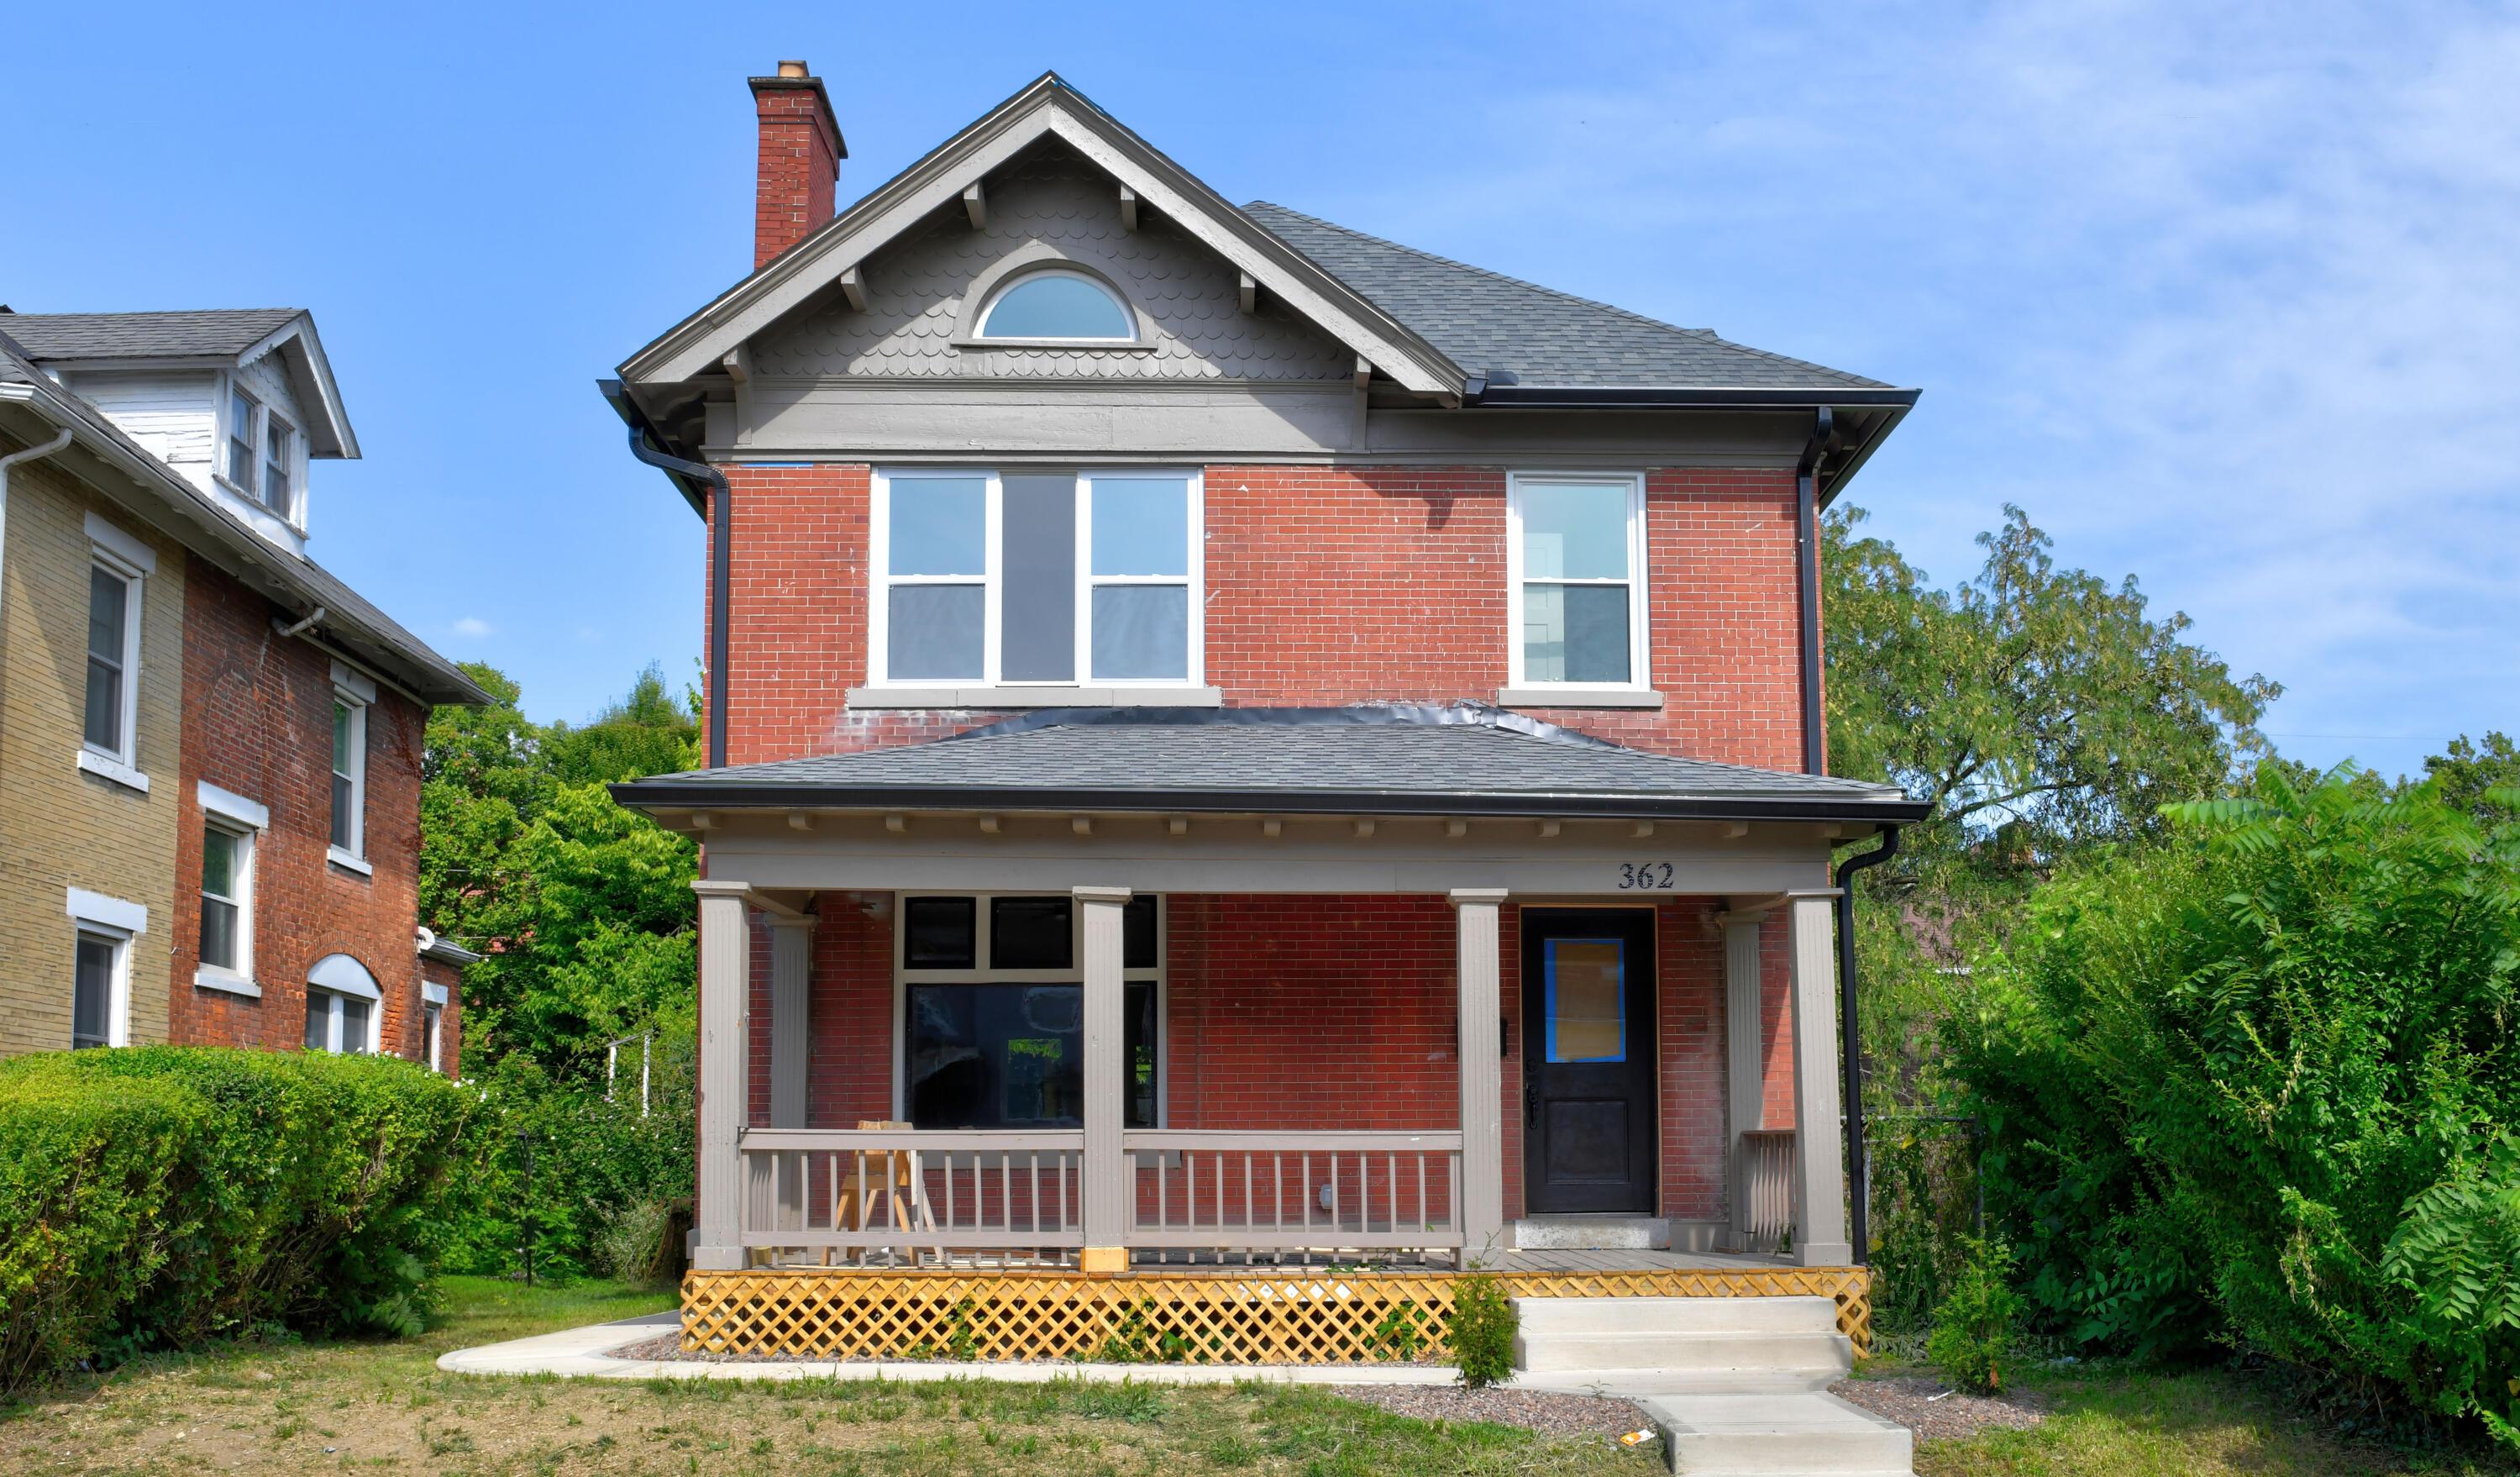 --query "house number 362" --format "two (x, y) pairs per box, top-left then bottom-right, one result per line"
(1617, 862), (1677, 891)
